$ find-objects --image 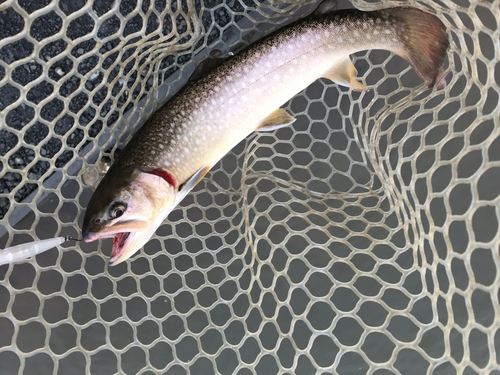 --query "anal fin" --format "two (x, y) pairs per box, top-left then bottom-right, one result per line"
(256, 108), (296, 132)
(323, 57), (364, 91)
